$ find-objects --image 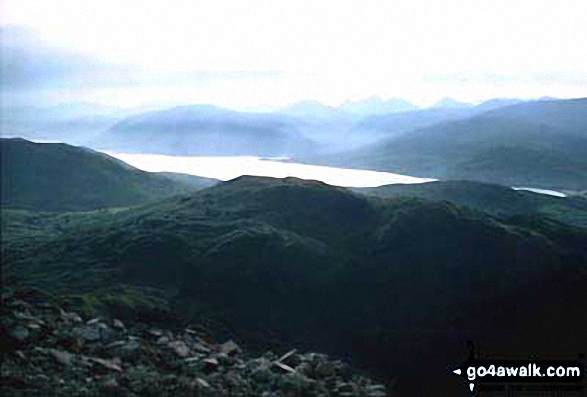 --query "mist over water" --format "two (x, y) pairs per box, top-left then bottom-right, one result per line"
(107, 152), (436, 188)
